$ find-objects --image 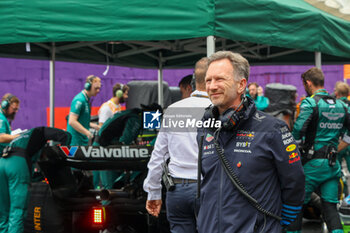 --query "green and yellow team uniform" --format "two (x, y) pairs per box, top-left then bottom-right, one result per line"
(0, 110), (11, 156)
(67, 91), (91, 146)
(338, 97), (350, 173)
(290, 89), (350, 233)
(0, 127), (71, 233)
